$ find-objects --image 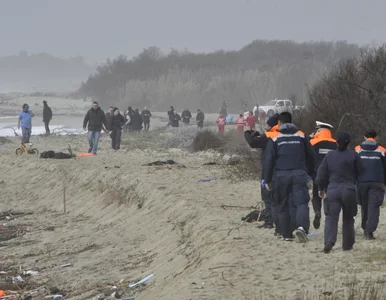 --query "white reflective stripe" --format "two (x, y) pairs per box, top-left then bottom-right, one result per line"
(357, 148), (385, 156)
(277, 141), (301, 146)
(319, 149), (333, 154)
(272, 133), (305, 142)
(361, 156), (381, 160)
